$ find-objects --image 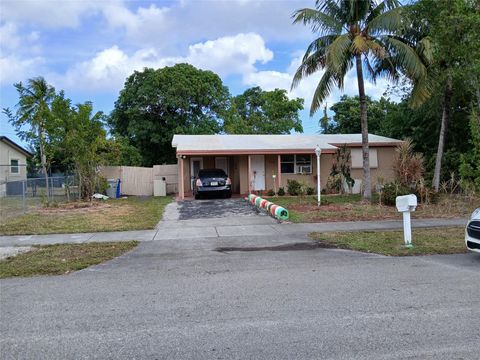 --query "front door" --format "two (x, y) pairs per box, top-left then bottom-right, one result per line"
(190, 157), (203, 190)
(251, 155), (265, 191)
